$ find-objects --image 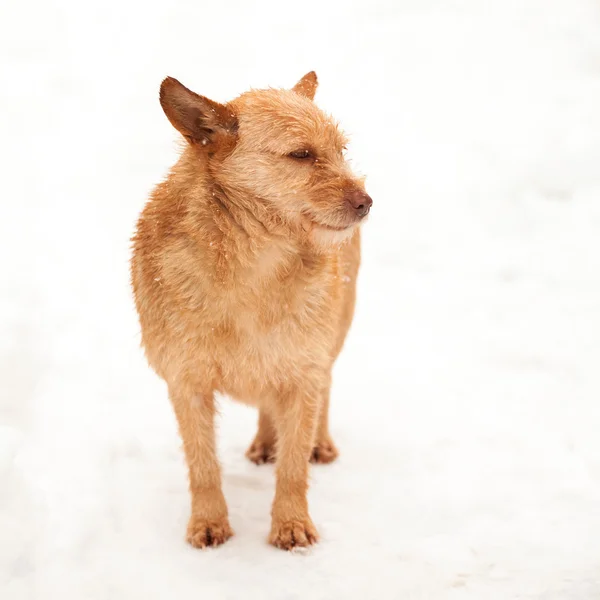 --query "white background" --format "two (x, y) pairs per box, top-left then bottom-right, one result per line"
(1, 0), (600, 598)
